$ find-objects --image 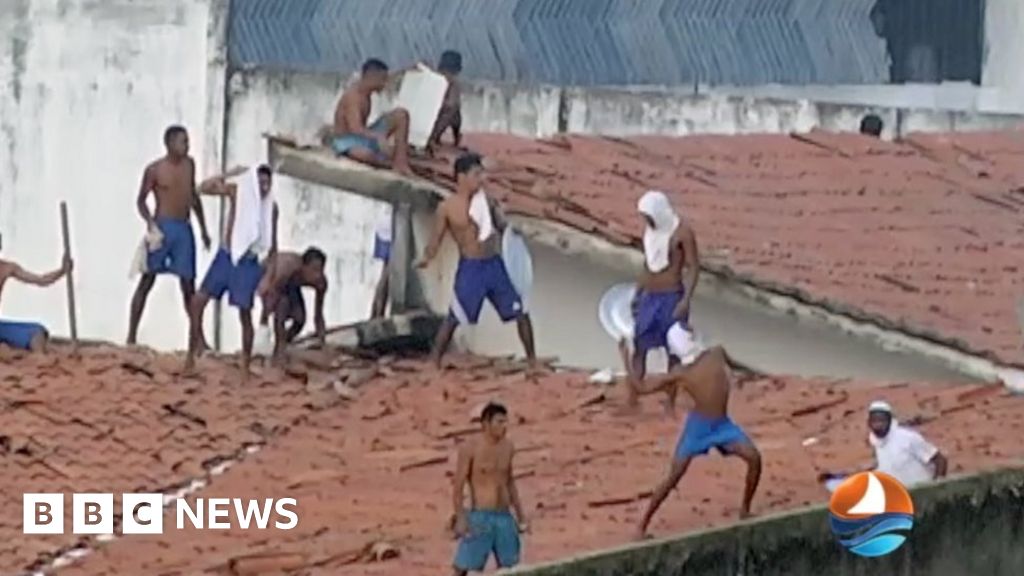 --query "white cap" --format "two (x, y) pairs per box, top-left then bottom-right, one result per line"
(868, 400), (893, 414)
